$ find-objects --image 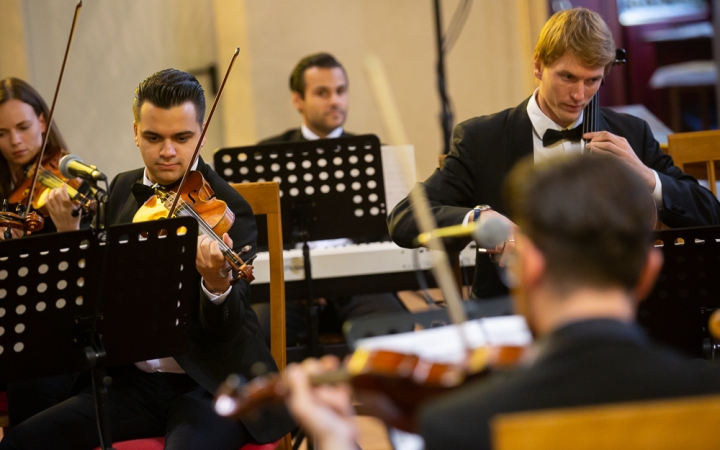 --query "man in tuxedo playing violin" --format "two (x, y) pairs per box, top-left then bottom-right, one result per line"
(0, 69), (294, 450)
(388, 7), (720, 300)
